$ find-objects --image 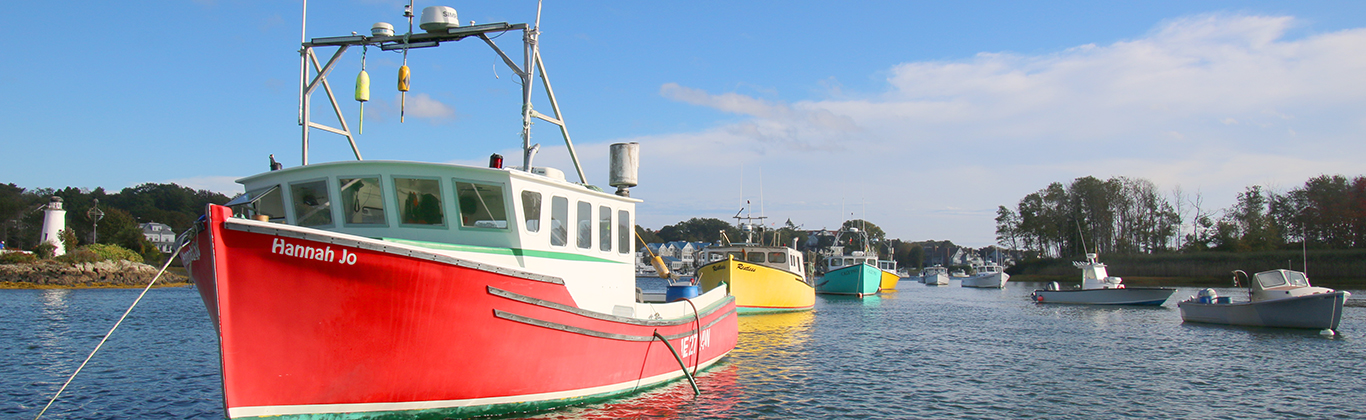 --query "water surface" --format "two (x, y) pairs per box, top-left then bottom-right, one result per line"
(5, 282), (1364, 419)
